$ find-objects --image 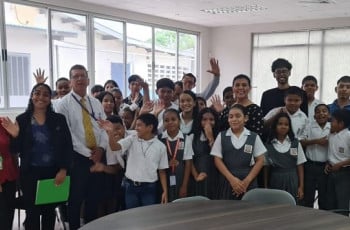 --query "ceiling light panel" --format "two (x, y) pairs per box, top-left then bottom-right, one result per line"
(201, 4), (267, 14)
